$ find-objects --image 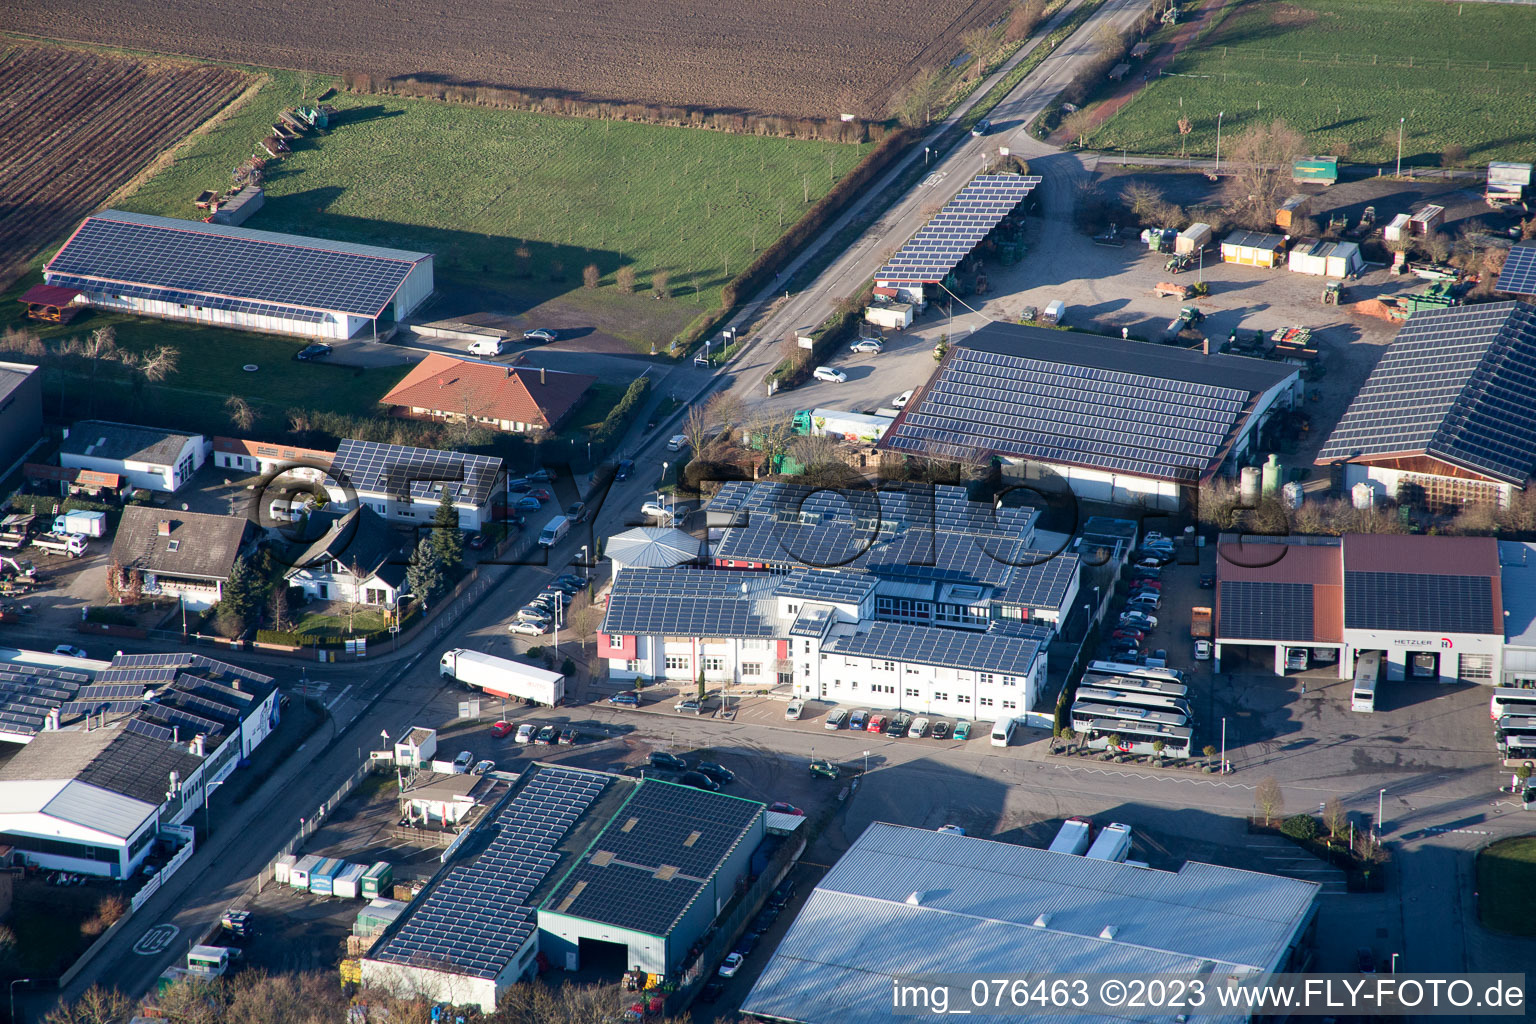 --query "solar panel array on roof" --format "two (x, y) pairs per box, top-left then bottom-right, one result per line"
(775, 569), (878, 604)
(1219, 580), (1316, 641)
(603, 569), (779, 638)
(0, 665), (86, 735)
(46, 273), (329, 324)
(1343, 572), (1495, 633)
(1318, 302), (1536, 485)
(543, 781), (762, 936)
(825, 620), (1041, 675)
(1498, 244), (1536, 297)
(45, 212), (425, 319)
(373, 767), (607, 978)
(876, 175), (1040, 284)
(884, 341), (1254, 482)
(330, 439), (502, 506)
